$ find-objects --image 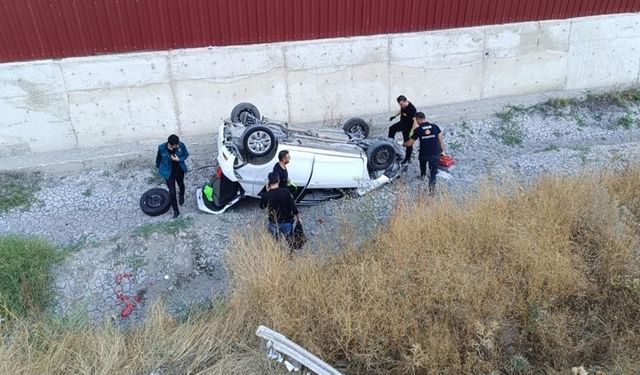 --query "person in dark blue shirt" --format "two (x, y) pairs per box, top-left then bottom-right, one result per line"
(403, 112), (445, 193)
